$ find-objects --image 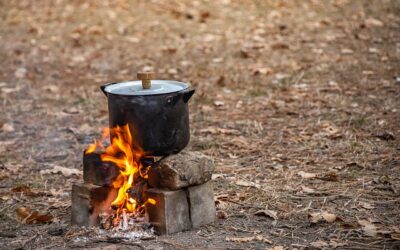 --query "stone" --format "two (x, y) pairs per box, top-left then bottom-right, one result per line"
(83, 151), (120, 187)
(187, 181), (216, 228)
(71, 183), (117, 227)
(145, 188), (191, 234)
(148, 151), (214, 190)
